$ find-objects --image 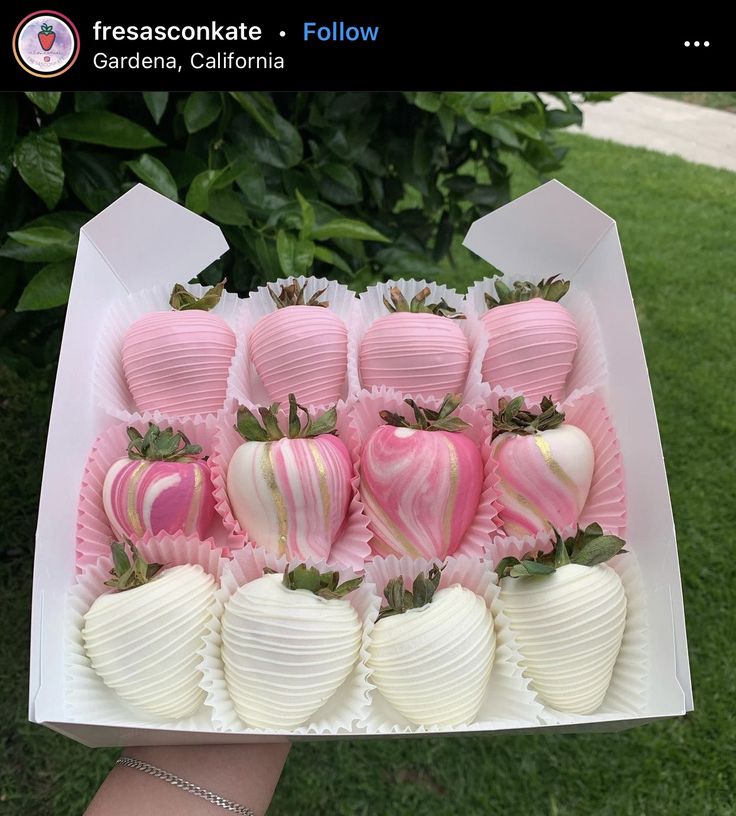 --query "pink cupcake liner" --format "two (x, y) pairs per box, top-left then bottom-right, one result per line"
(210, 403), (372, 570)
(345, 387), (502, 559)
(465, 277), (607, 405)
(362, 555), (544, 732)
(352, 279), (489, 406)
(227, 275), (357, 408)
(76, 414), (226, 568)
(93, 281), (244, 423)
(66, 534), (225, 728)
(485, 386), (626, 553)
(200, 545), (379, 734)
